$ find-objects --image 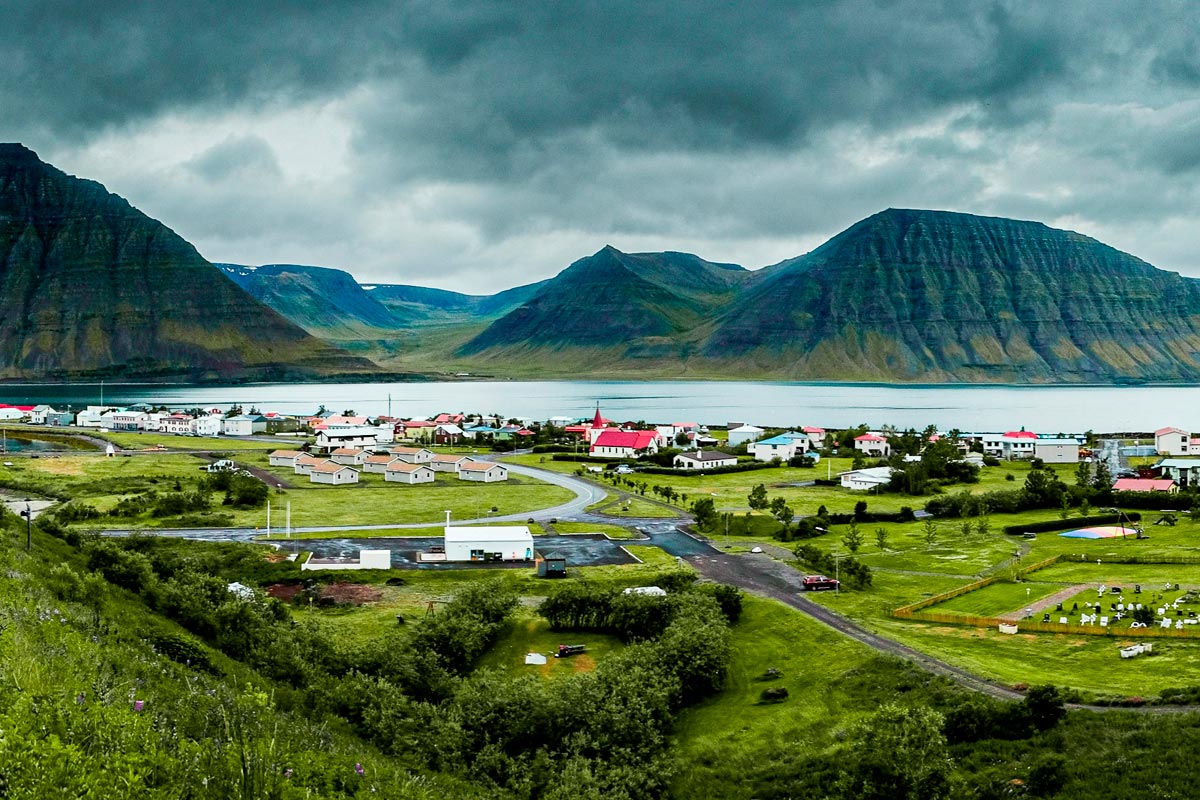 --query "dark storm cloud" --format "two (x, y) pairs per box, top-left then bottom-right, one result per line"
(7, 1), (1200, 286)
